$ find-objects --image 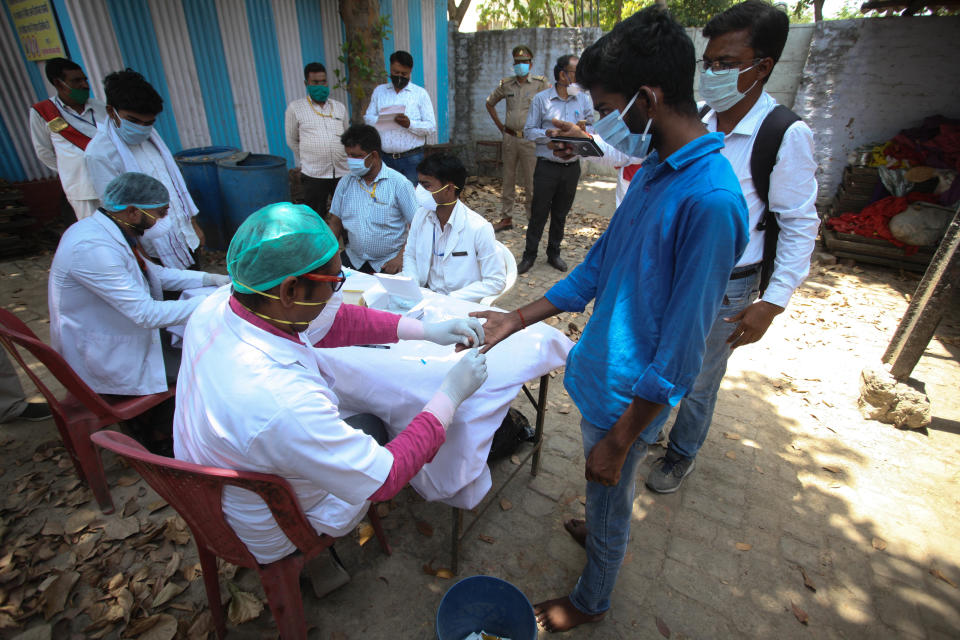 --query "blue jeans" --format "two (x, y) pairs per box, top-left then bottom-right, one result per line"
(569, 418), (650, 615)
(382, 151), (423, 185)
(645, 267), (761, 458)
